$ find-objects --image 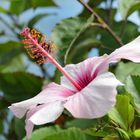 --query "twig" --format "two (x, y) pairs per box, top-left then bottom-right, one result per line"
(78, 0), (123, 46)
(90, 22), (103, 28)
